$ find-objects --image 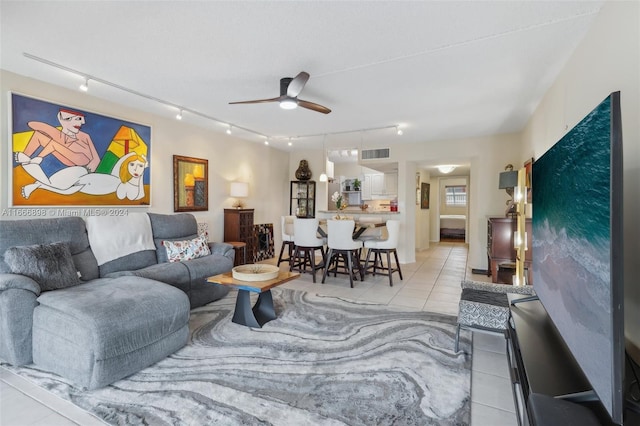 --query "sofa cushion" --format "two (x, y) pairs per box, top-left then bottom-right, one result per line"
(148, 213), (199, 263)
(104, 261), (192, 294)
(163, 234), (211, 262)
(98, 250), (157, 278)
(4, 242), (80, 292)
(32, 277), (189, 389)
(0, 217), (99, 281)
